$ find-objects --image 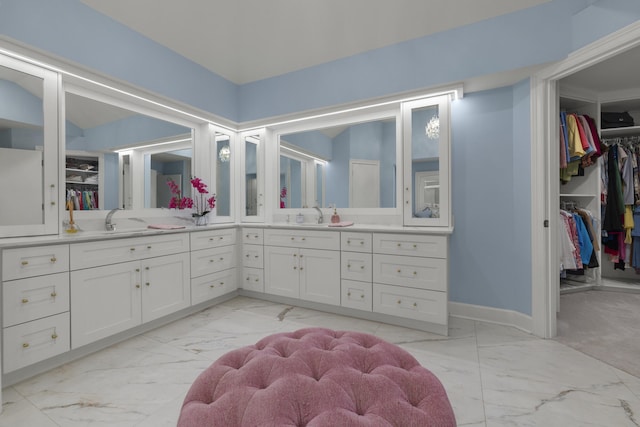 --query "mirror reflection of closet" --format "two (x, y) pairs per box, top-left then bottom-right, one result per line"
(64, 90), (192, 211)
(0, 56), (58, 237)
